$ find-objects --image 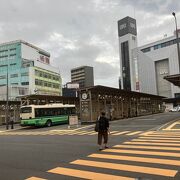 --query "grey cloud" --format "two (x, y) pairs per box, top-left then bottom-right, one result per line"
(0, 0), (180, 87)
